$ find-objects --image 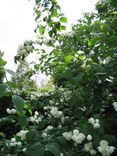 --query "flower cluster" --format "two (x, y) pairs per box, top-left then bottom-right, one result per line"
(6, 108), (17, 114)
(112, 102), (117, 111)
(29, 111), (42, 124)
(97, 140), (115, 156)
(17, 130), (28, 140)
(6, 138), (22, 147)
(63, 129), (86, 144)
(84, 142), (97, 155)
(45, 125), (54, 132)
(17, 40), (33, 56)
(50, 107), (63, 118)
(88, 117), (100, 129)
